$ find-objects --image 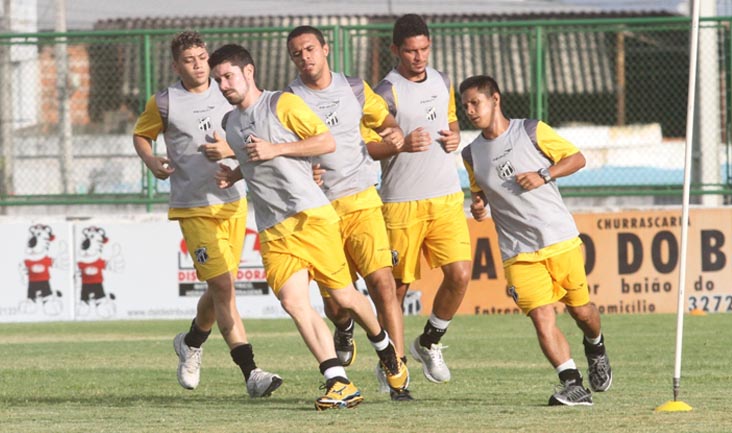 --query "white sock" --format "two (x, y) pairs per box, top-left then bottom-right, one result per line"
(585, 333), (602, 346)
(555, 359), (577, 374)
(369, 330), (390, 352)
(323, 366), (347, 381)
(428, 313), (451, 330)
